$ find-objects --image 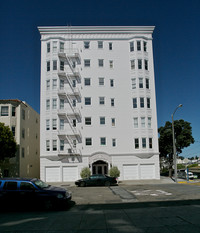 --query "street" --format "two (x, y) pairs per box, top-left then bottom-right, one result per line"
(1, 182), (200, 232)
